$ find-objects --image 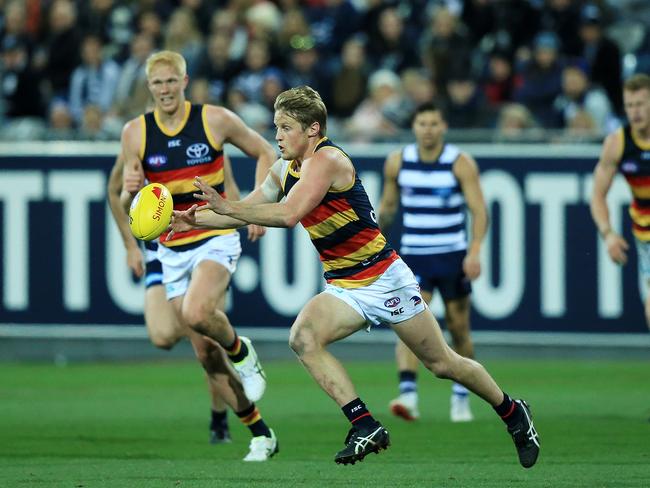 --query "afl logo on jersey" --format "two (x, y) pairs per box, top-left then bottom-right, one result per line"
(621, 160), (639, 173)
(147, 154), (167, 167)
(187, 143), (210, 159)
